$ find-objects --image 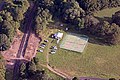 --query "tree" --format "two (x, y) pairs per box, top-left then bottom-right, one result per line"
(75, 18), (85, 29)
(20, 63), (26, 78)
(103, 23), (120, 44)
(0, 16), (3, 22)
(84, 15), (120, 45)
(112, 10), (120, 26)
(14, 7), (24, 22)
(61, 0), (85, 23)
(77, 0), (120, 14)
(0, 34), (10, 51)
(0, 0), (28, 51)
(84, 15), (100, 34)
(38, 0), (54, 9)
(2, 20), (15, 42)
(109, 78), (116, 80)
(35, 8), (52, 34)
(27, 60), (36, 77)
(97, 21), (120, 44)
(72, 77), (79, 80)
(33, 57), (39, 65)
(31, 70), (47, 80)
